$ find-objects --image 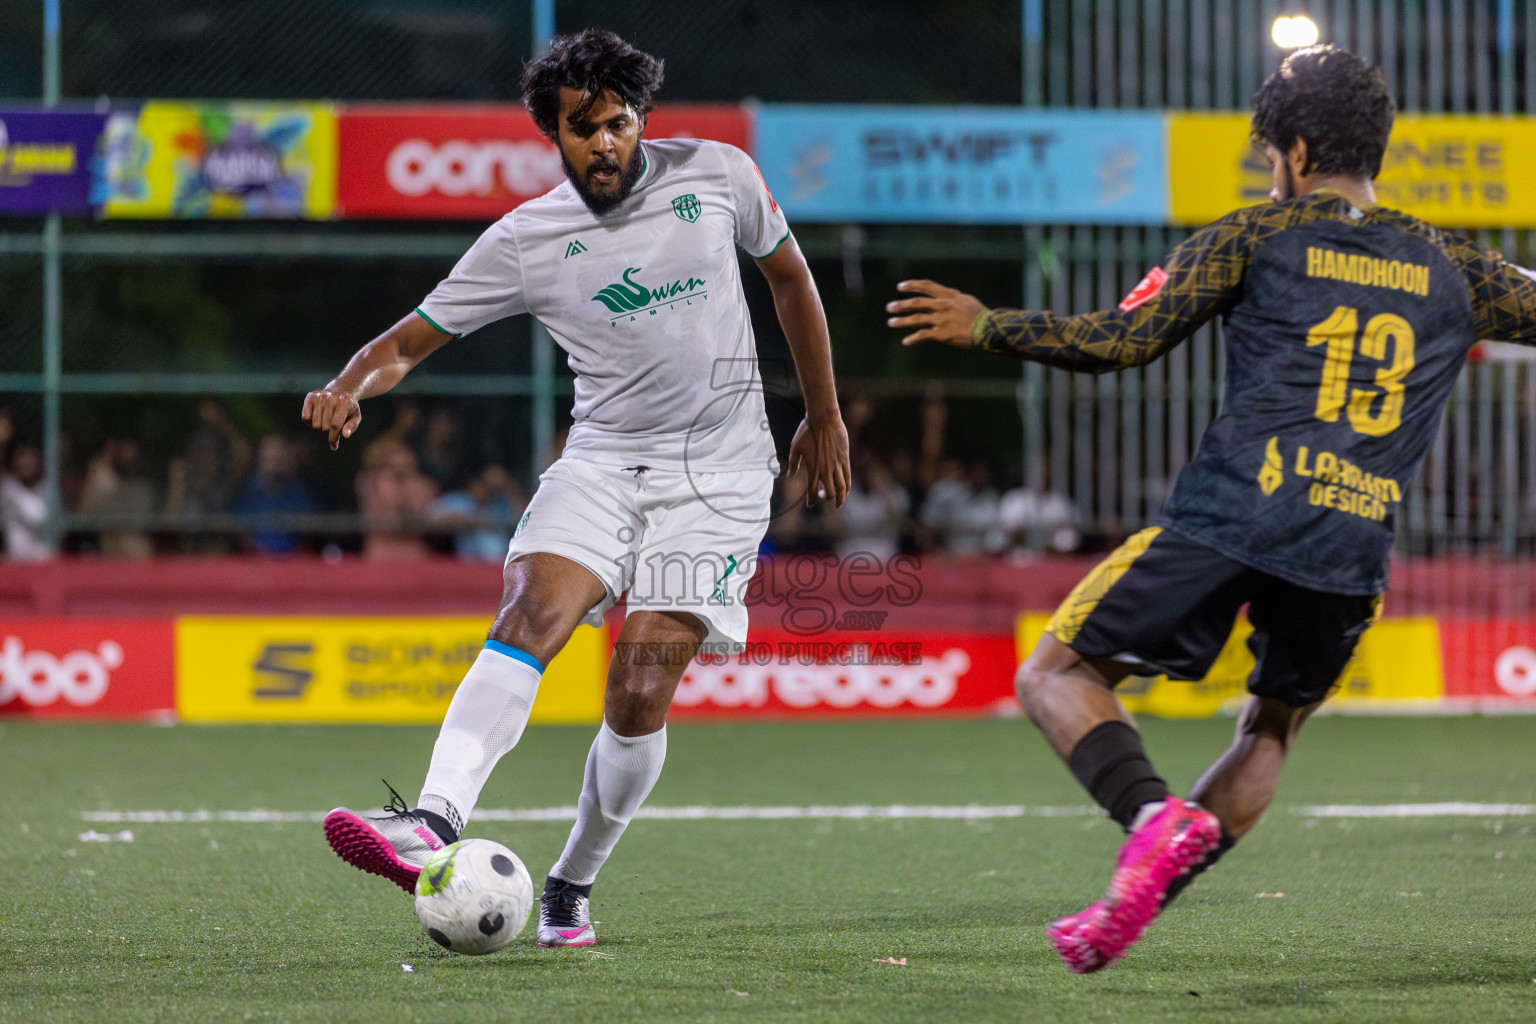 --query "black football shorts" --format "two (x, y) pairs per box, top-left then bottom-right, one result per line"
(1045, 526), (1381, 707)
